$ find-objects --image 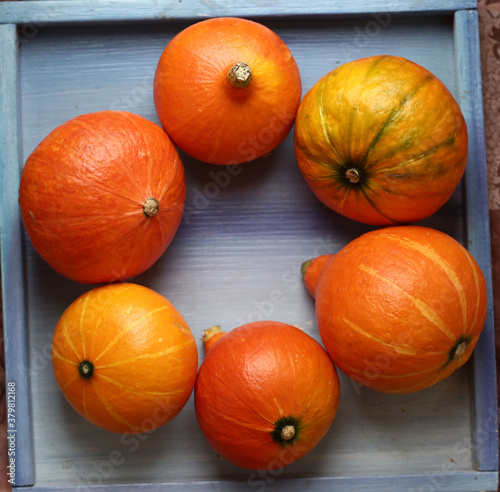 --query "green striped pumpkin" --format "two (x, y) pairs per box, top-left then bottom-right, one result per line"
(294, 55), (468, 225)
